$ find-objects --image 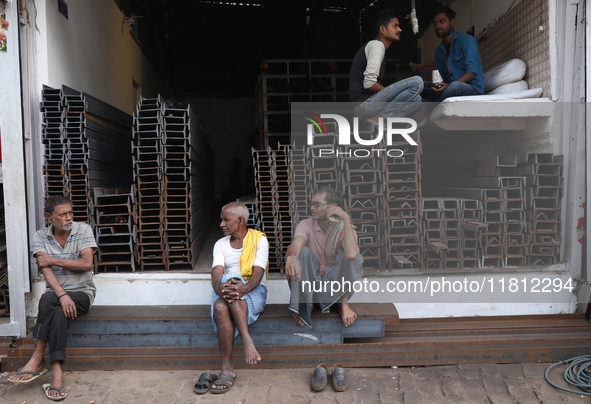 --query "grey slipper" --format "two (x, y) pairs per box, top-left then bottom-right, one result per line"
(210, 373), (236, 394)
(331, 363), (348, 392)
(311, 363), (328, 391)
